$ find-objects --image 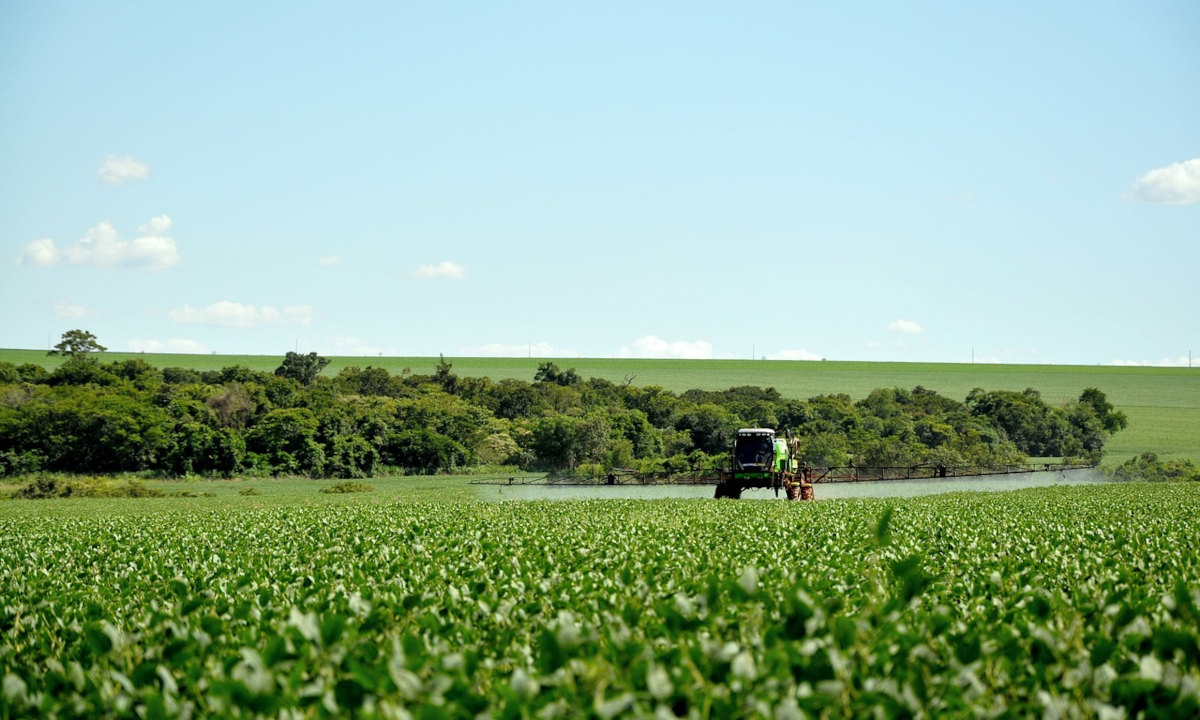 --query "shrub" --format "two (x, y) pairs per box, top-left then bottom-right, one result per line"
(320, 481), (374, 494)
(12, 474), (165, 499)
(1109, 452), (1200, 482)
(0, 449), (43, 477)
